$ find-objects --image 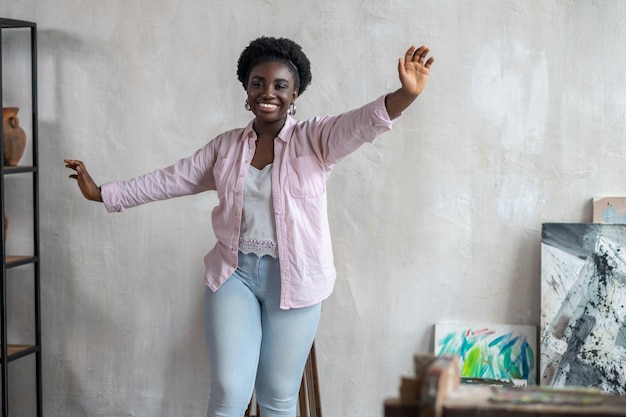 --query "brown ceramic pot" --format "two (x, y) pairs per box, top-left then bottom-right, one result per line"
(2, 107), (27, 166)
